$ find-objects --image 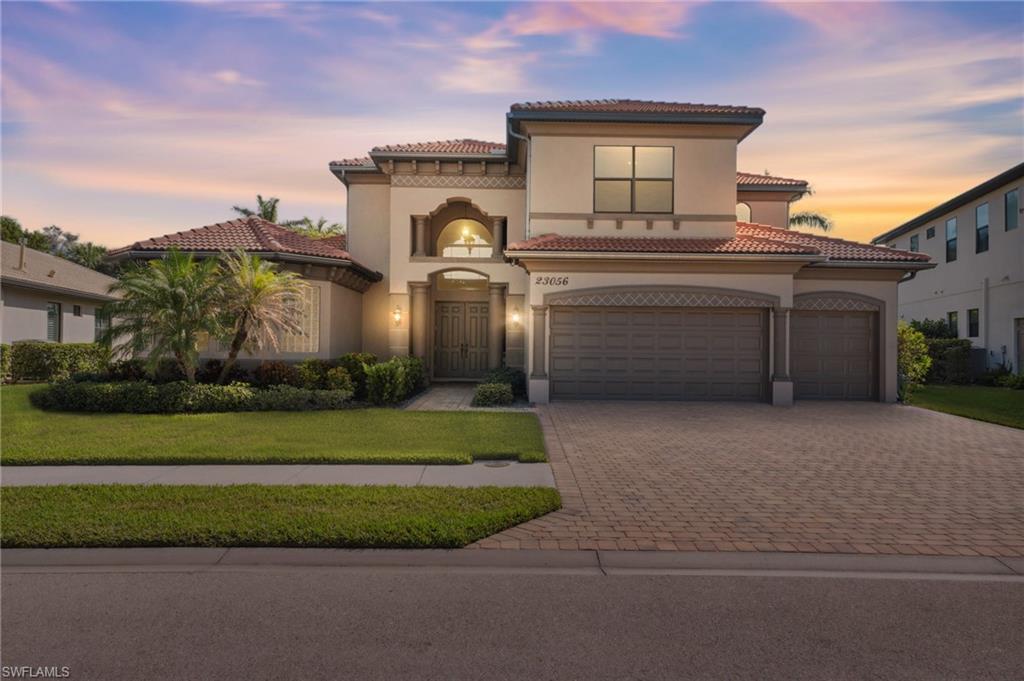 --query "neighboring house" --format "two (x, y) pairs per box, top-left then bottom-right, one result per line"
(115, 98), (932, 404)
(0, 240), (119, 344)
(872, 163), (1024, 373)
(107, 218), (382, 362)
